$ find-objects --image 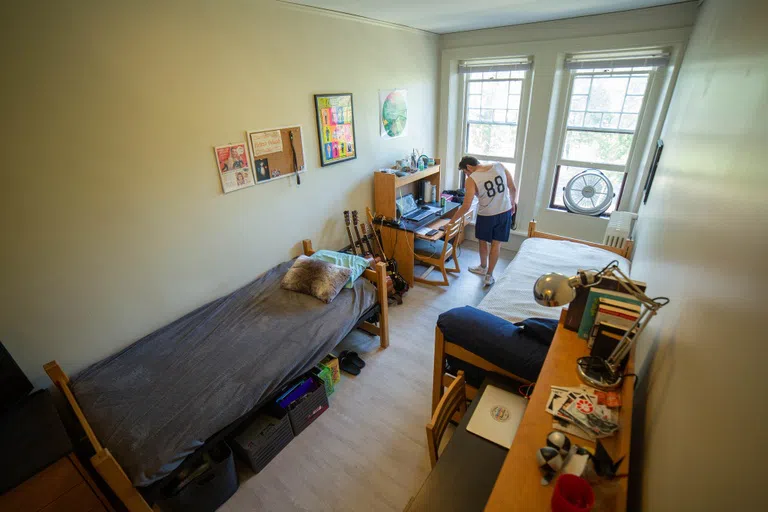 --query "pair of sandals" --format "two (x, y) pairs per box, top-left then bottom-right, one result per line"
(337, 350), (366, 376)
